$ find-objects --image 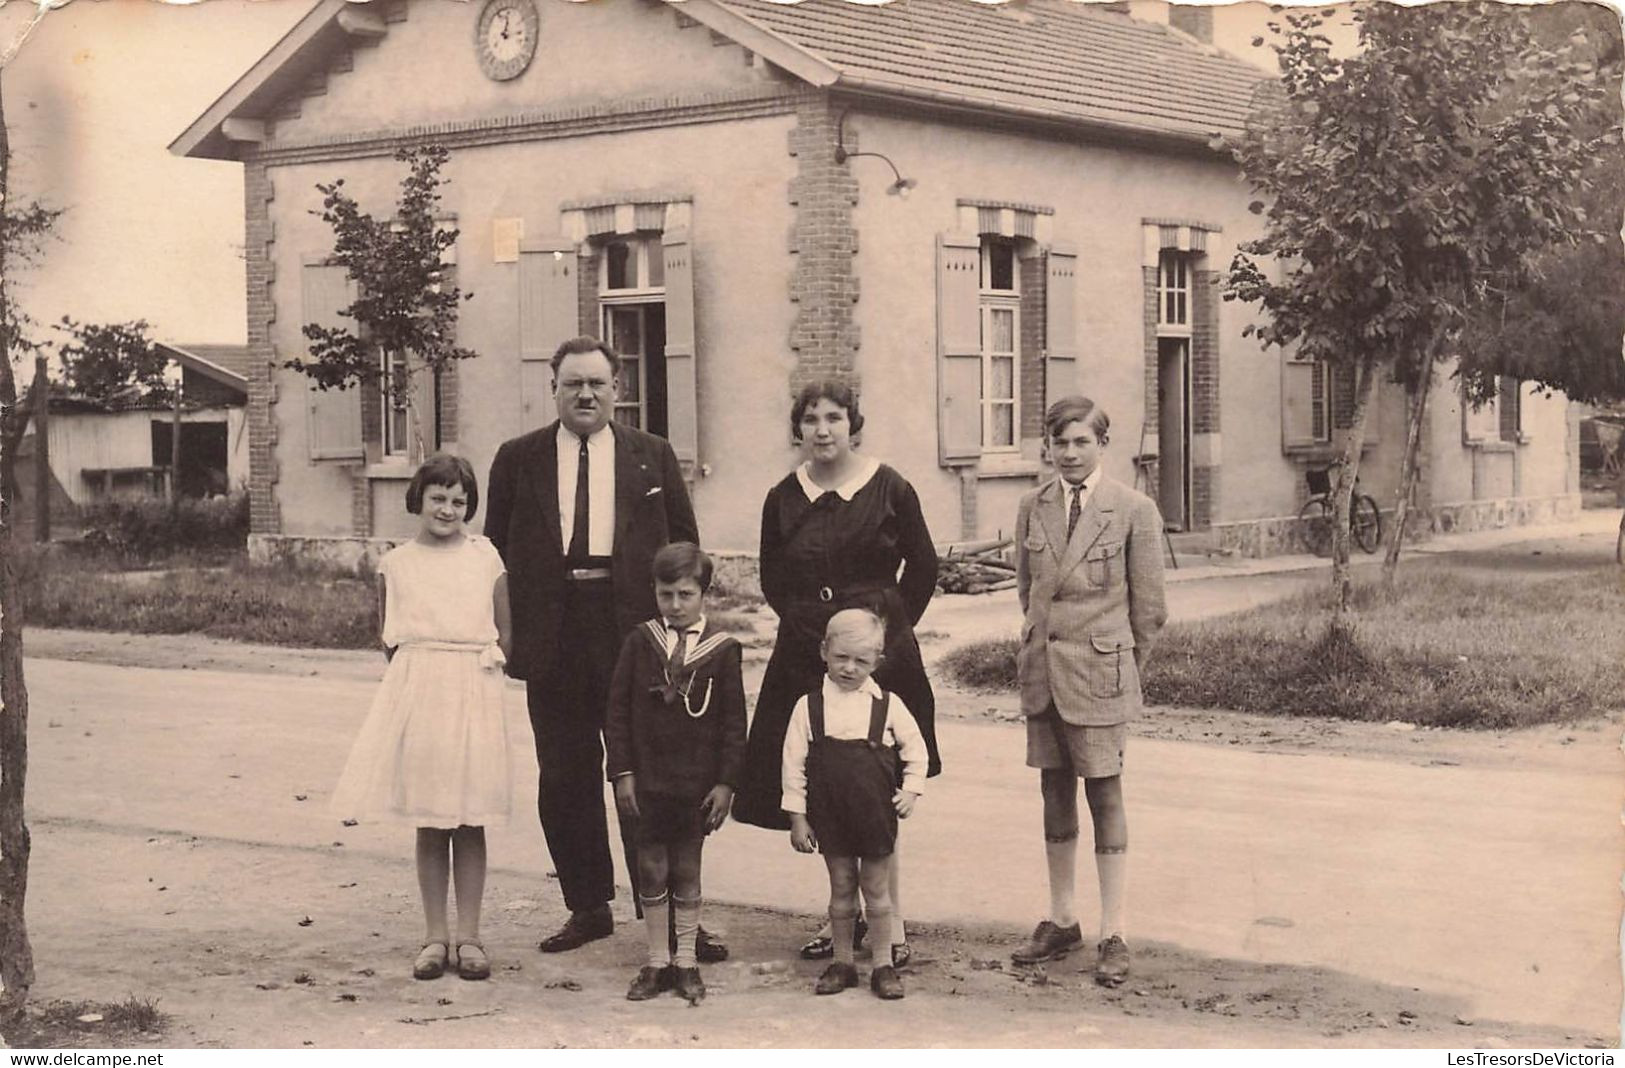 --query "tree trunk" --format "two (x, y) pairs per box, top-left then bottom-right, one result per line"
(1383, 363), (1435, 582)
(1329, 359), (1379, 617)
(30, 356), (45, 542)
(0, 76), (36, 1019)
